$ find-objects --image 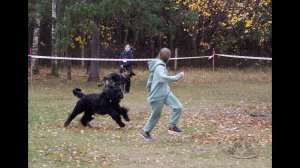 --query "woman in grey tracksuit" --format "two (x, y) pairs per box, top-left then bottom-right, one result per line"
(141, 47), (185, 141)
